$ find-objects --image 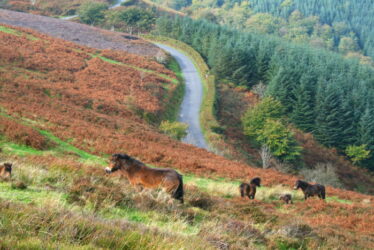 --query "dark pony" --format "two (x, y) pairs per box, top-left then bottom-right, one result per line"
(239, 177), (261, 199)
(105, 154), (184, 203)
(0, 163), (12, 180)
(294, 180), (325, 200)
(279, 194), (293, 204)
